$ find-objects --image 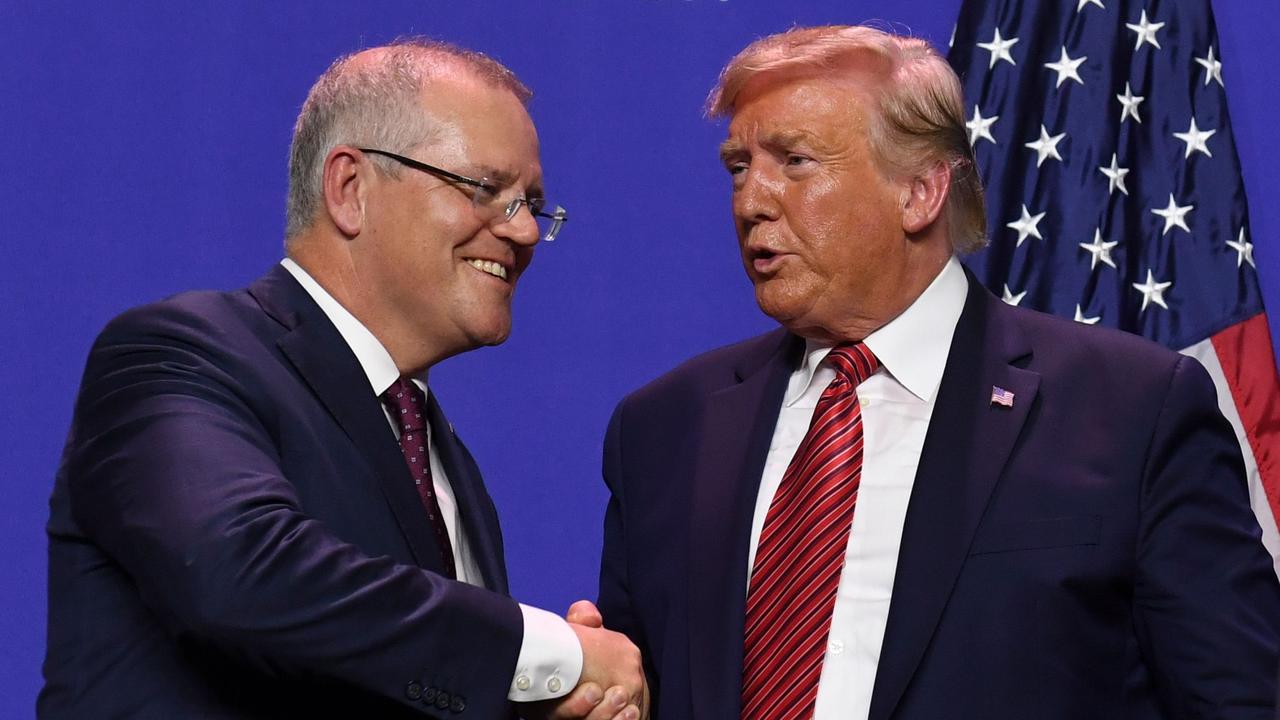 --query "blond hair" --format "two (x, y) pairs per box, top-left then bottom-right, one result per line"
(708, 25), (986, 253)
